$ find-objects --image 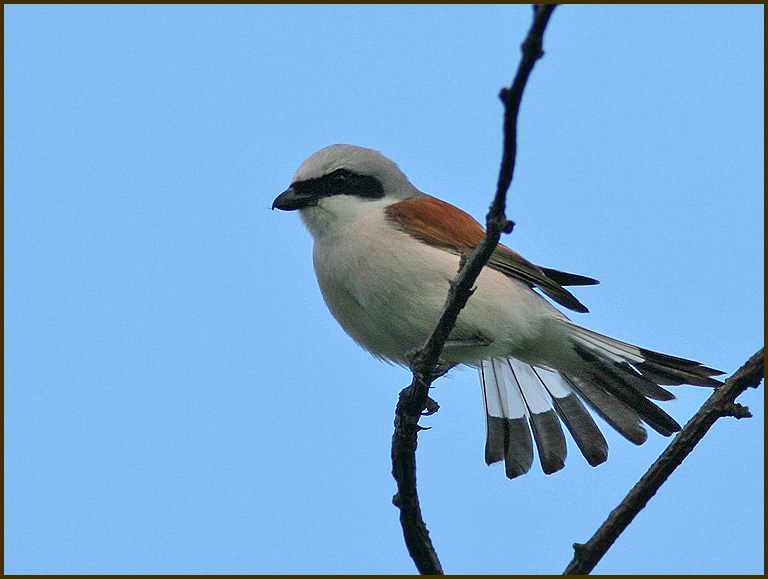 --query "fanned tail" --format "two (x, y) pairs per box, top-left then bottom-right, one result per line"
(479, 358), (608, 478)
(478, 325), (723, 478)
(566, 323), (723, 387)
